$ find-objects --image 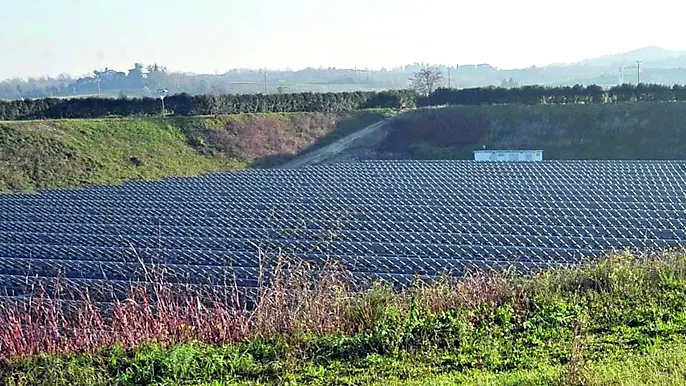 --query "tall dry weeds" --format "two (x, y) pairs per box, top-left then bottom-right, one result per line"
(414, 270), (523, 317)
(0, 254), (519, 363)
(559, 317), (590, 386)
